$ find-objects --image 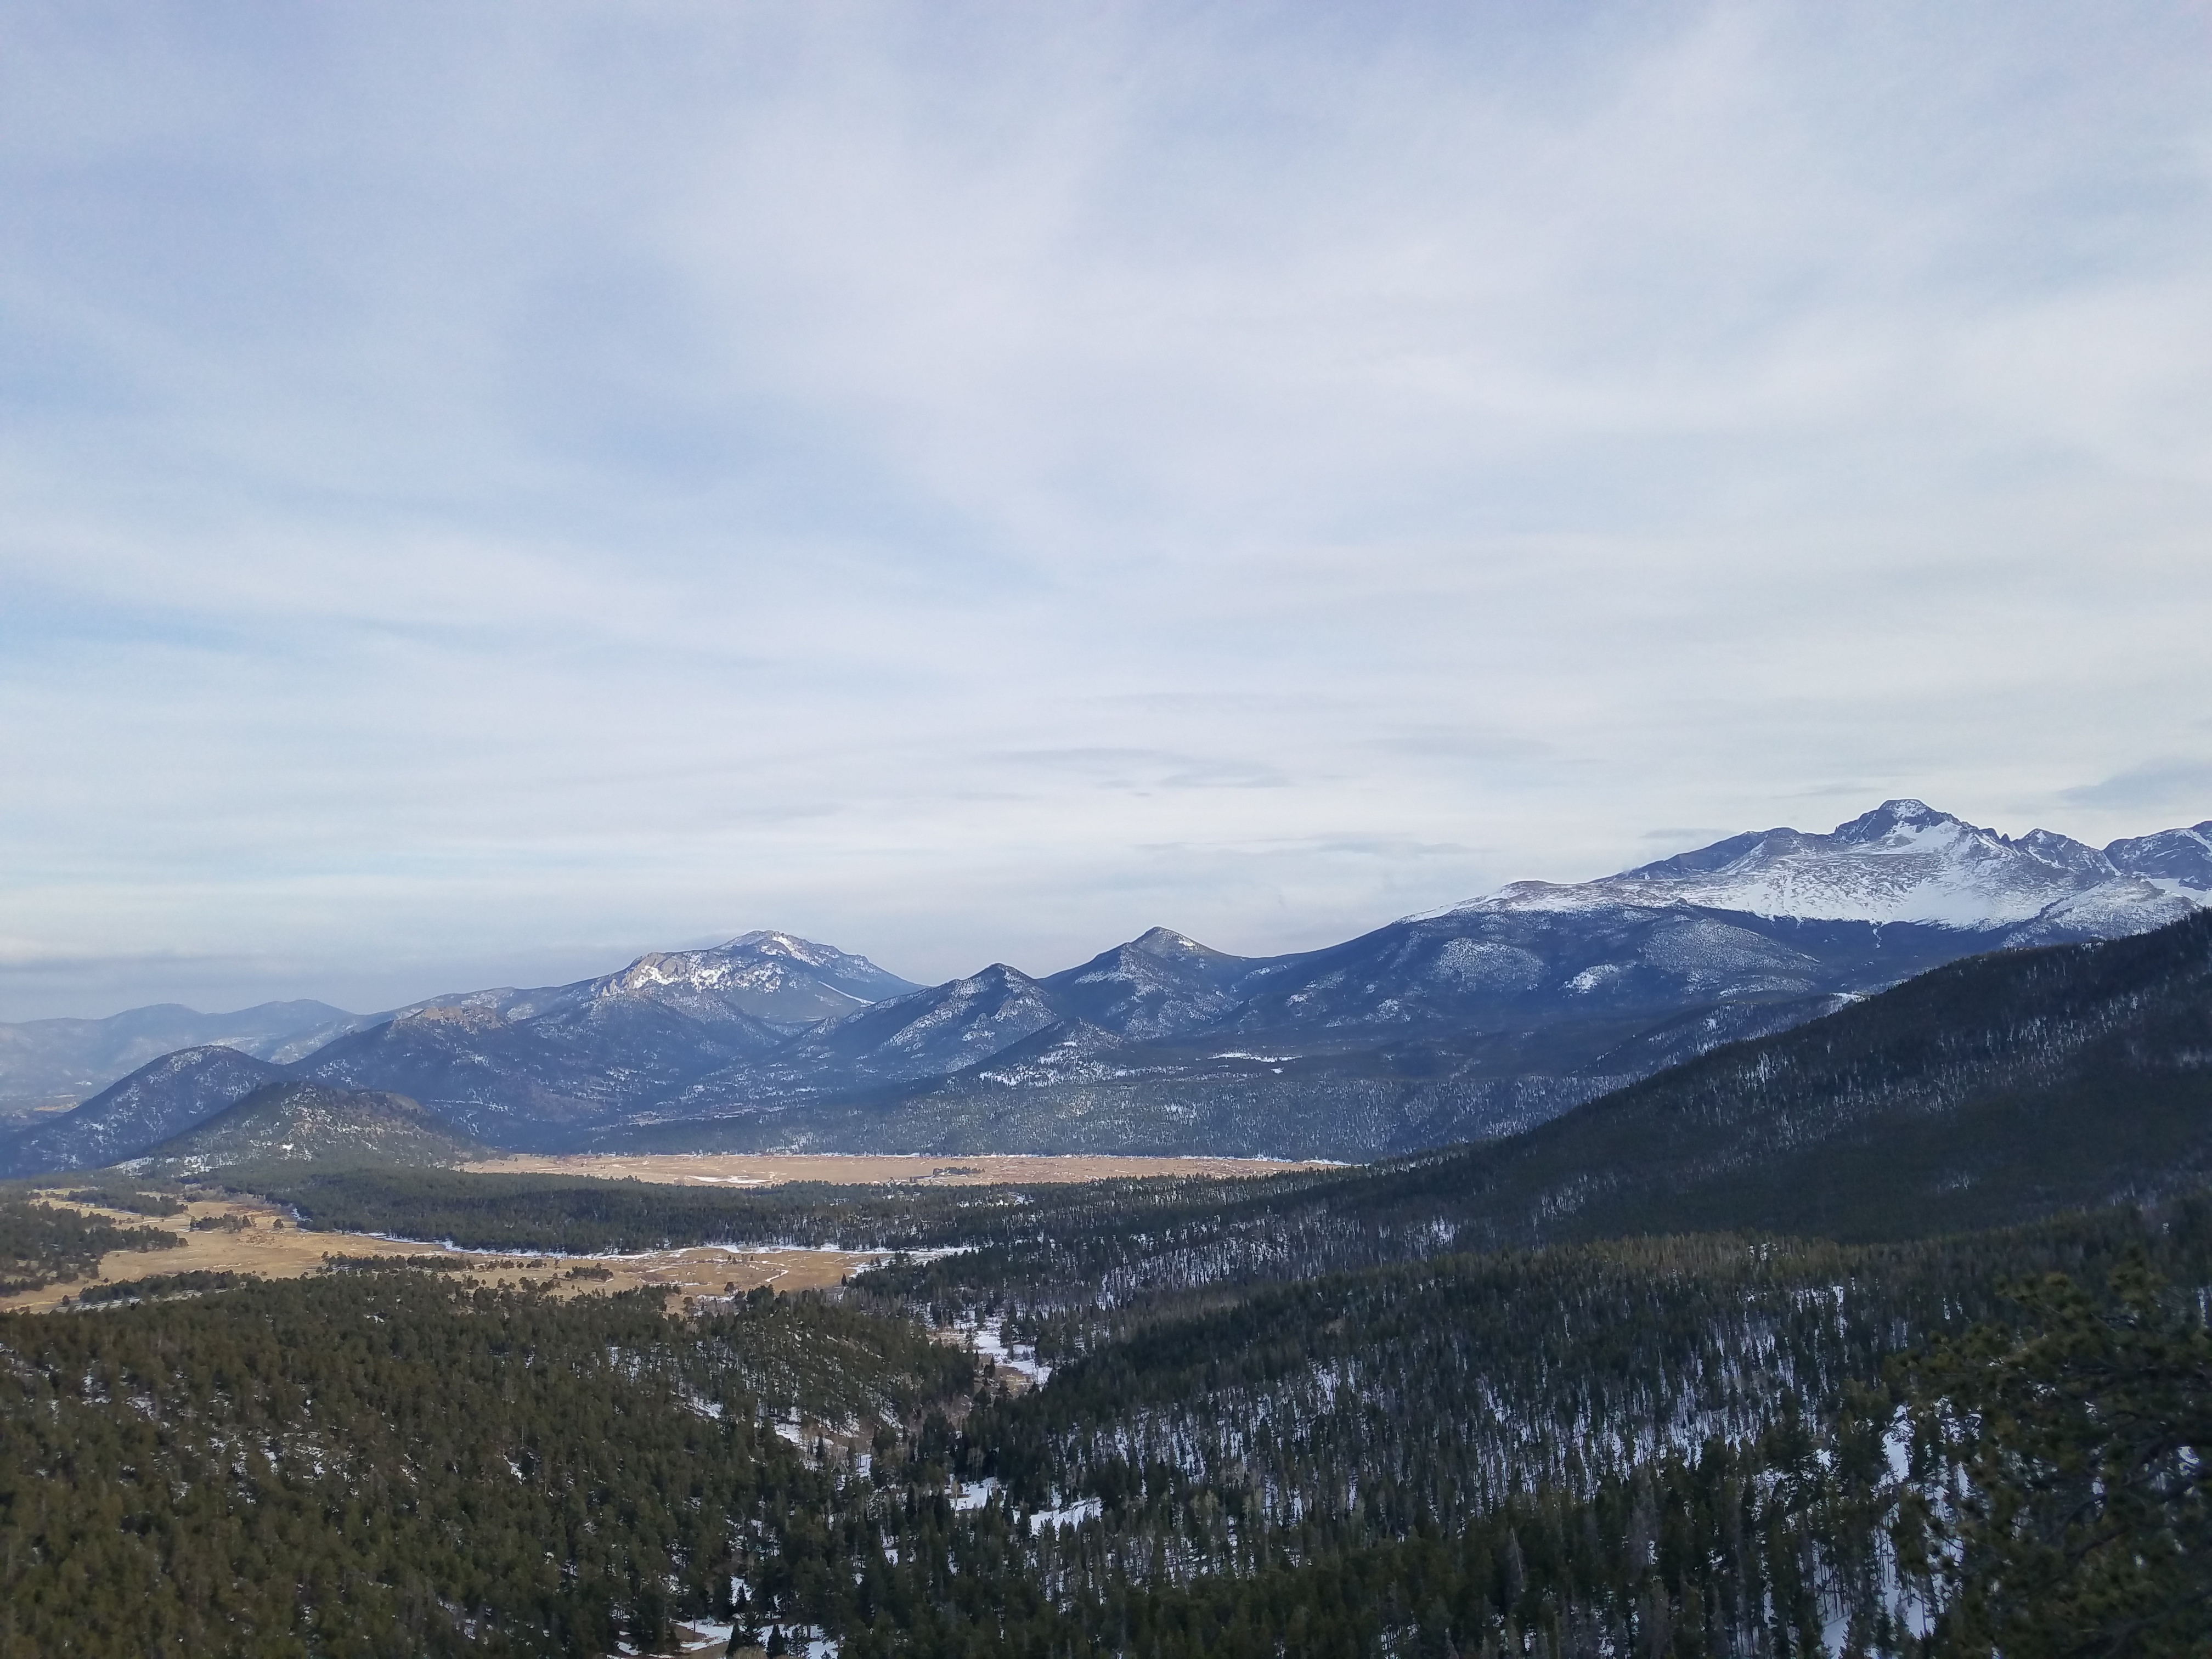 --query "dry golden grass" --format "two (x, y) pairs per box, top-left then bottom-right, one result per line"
(3, 1152), (1330, 1316)
(1, 1192), (885, 1315)
(461, 1150), (1329, 1187)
